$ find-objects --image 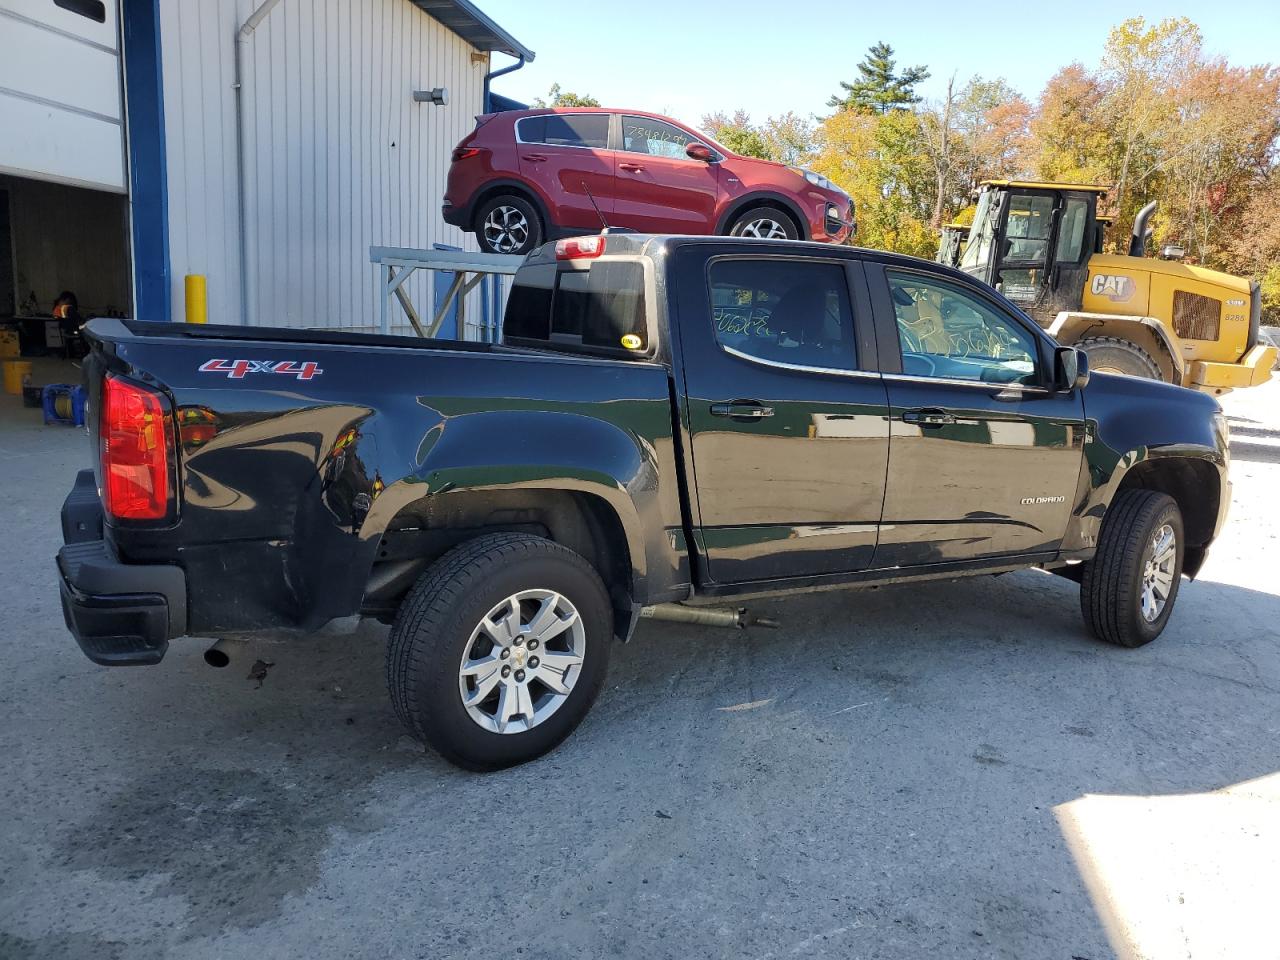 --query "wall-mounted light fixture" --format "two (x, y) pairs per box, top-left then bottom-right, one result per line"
(413, 87), (449, 106)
